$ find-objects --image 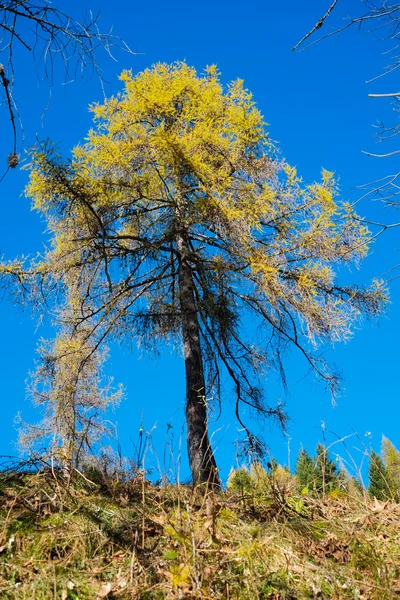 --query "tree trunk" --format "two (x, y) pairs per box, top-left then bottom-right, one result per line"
(176, 232), (220, 487)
